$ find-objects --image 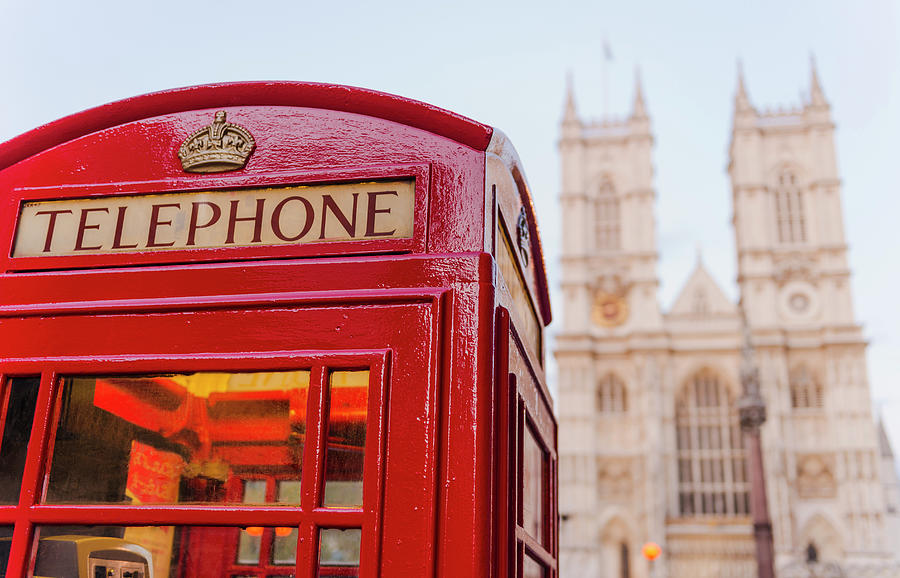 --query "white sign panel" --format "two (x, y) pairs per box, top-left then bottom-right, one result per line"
(13, 179), (415, 257)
